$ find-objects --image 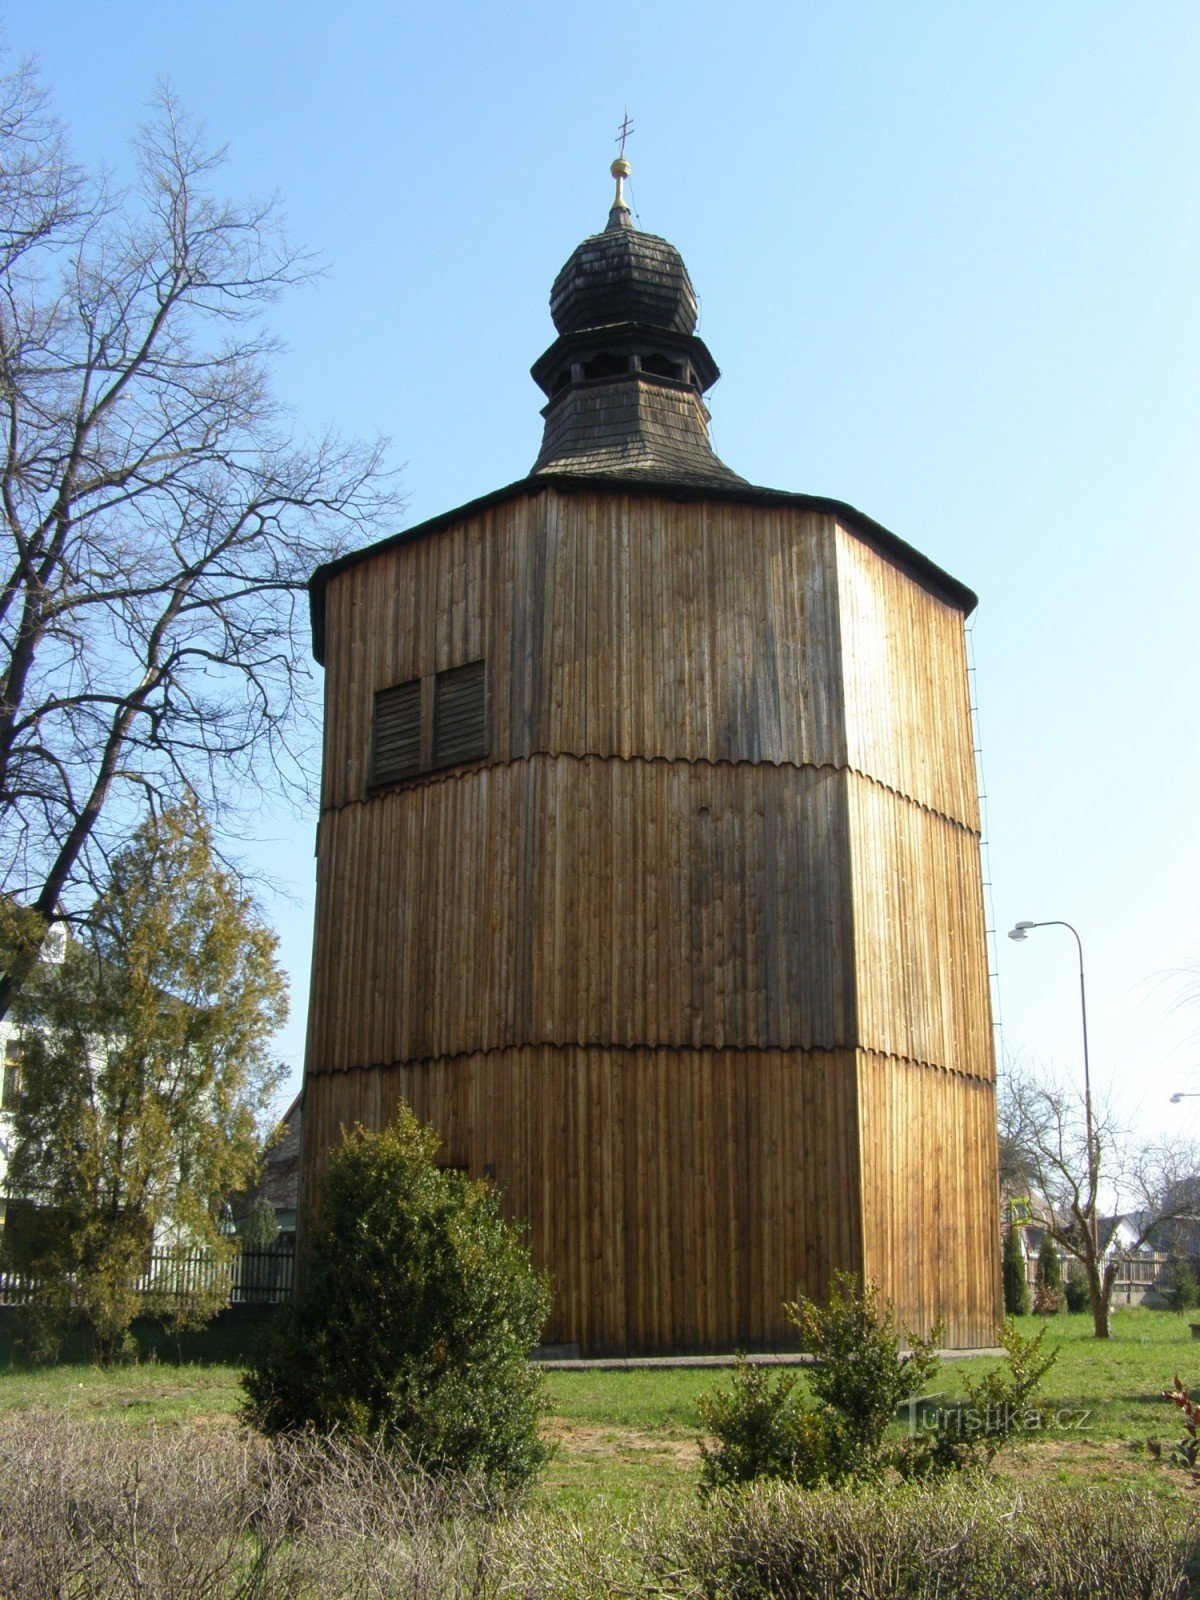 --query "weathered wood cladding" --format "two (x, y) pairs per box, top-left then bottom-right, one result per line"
(857, 1052), (1001, 1349)
(834, 527), (979, 831)
(846, 776), (993, 1078)
(301, 1048), (864, 1354)
(307, 757), (855, 1070)
(320, 491), (852, 812)
(303, 482), (1001, 1351)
